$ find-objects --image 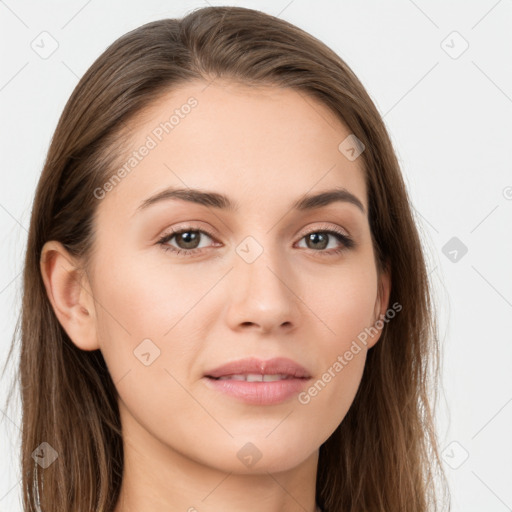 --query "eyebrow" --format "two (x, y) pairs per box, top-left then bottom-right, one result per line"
(135, 186), (366, 215)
